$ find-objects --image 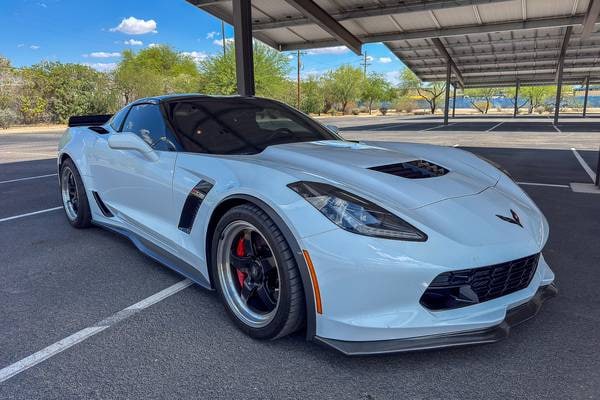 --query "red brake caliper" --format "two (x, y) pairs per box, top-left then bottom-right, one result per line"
(235, 236), (247, 288)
